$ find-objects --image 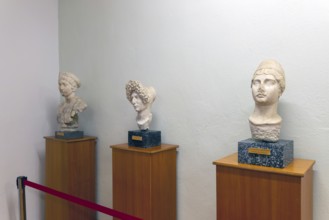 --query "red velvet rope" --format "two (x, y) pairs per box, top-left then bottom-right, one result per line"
(23, 180), (142, 220)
